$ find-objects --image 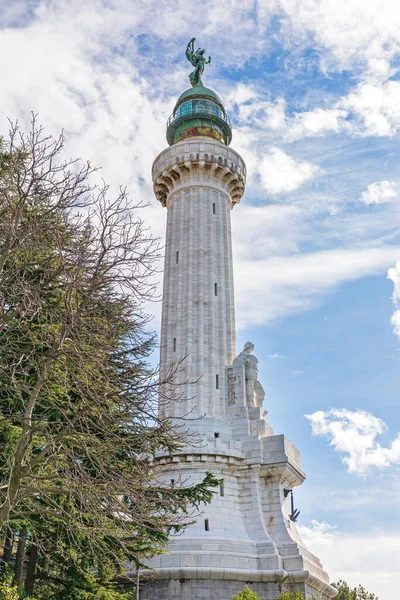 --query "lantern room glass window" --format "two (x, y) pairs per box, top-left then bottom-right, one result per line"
(175, 100), (224, 120)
